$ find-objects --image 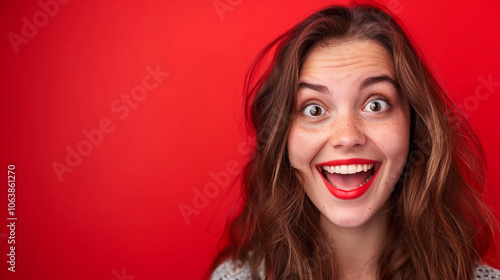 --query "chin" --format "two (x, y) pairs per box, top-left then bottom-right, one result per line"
(306, 178), (393, 231)
(320, 207), (379, 229)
